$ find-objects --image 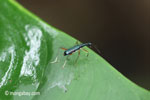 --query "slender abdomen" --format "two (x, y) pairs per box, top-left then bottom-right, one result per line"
(64, 45), (80, 56)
